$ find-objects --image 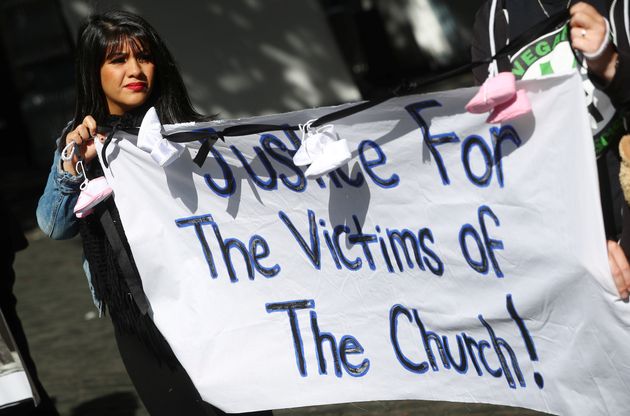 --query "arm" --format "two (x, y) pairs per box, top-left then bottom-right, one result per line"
(601, 50), (630, 110)
(36, 116), (102, 239)
(607, 240), (630, 300)
(570, 2), (630, 110)
(35, 146), (83, 240)
(35, 151), (103, 310)
(569, 2), (617, 80)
